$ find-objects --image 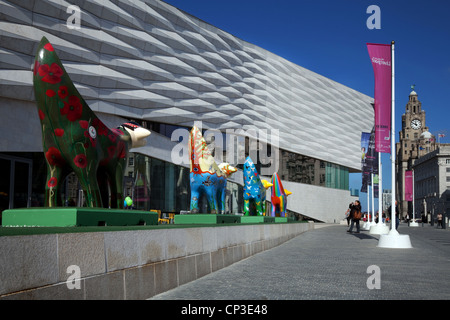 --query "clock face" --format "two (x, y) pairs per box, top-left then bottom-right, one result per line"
(411, 119), (422, 130)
